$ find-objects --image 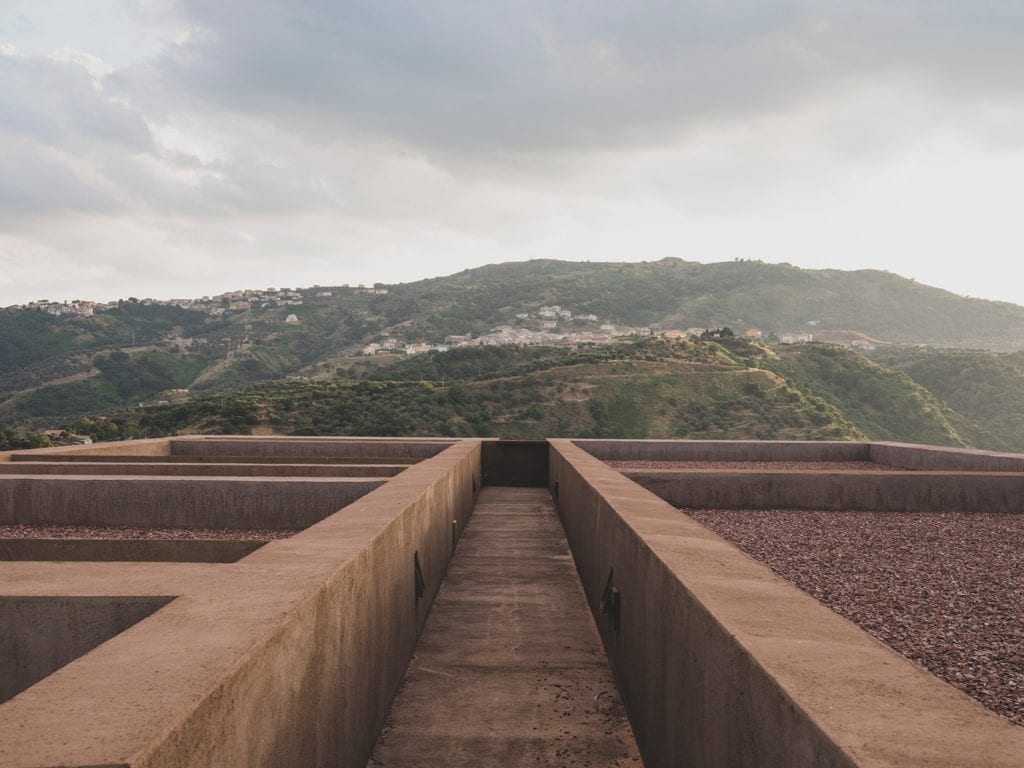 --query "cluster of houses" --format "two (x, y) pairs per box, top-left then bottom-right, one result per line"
(10, 284), (389, 320)
(21, 300), (97, 317)
(361, 304), (779, 356)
